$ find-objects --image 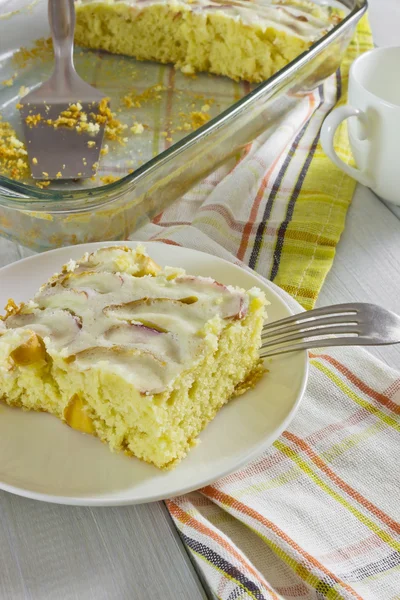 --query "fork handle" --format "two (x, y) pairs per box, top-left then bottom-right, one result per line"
(48, 0), (76, 86)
